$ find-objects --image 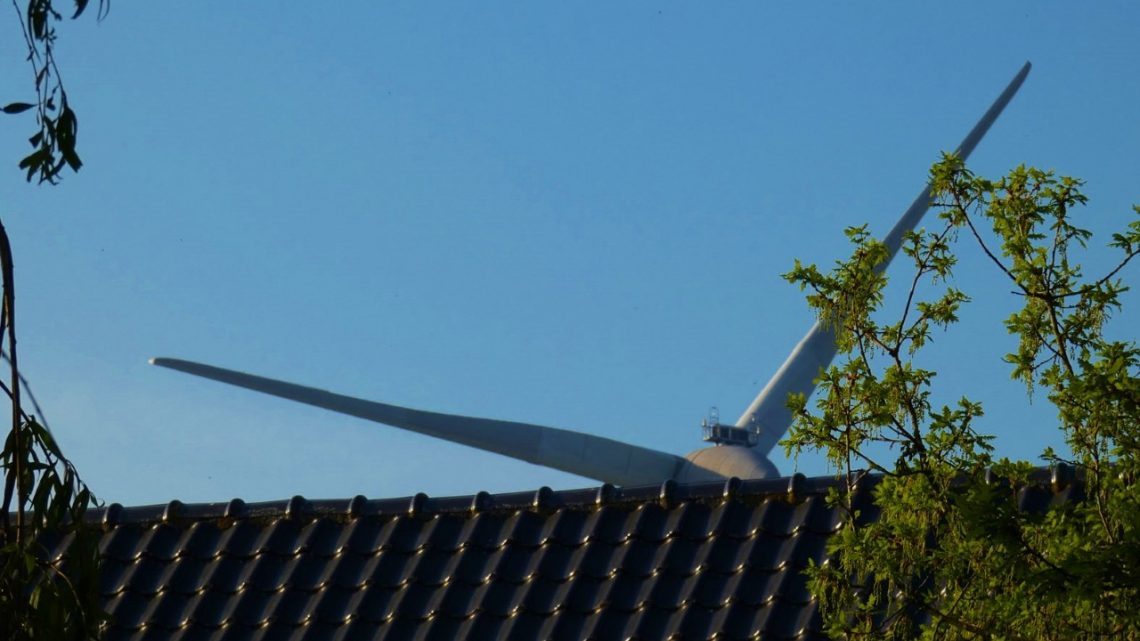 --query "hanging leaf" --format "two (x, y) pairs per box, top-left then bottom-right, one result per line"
(26, 0), (48, 40)
(18, 147), (49, 182)
(56, 104), (82, 171)
(1, 103), (34, 115)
